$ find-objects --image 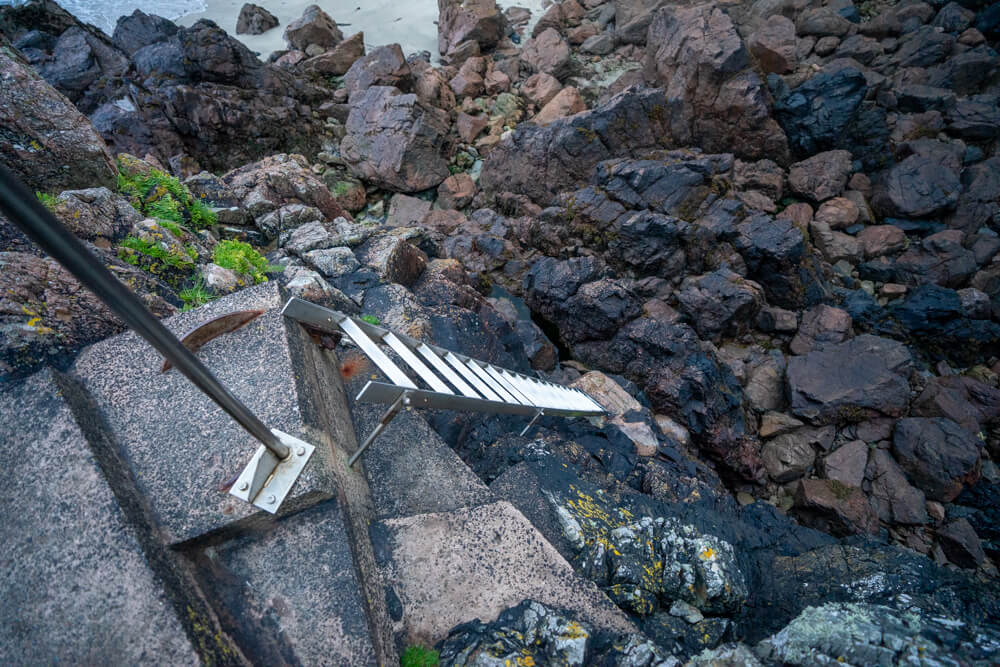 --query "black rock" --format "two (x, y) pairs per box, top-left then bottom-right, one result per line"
(773, 66), (867, 157)
(112, 9), (178, 55)
(893, 417), (981, 502)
